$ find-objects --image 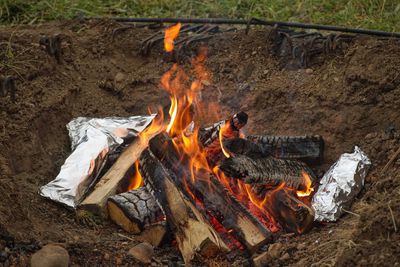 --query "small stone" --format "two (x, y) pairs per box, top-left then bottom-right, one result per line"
(114, 72), (125, 83)
(280, 252), (290, 261)
(296, 243), (306, 250)
(251, 50), (257, 55)
(267, 243), (283, 258)
(103, 253), (110, 260)
(30, 244), (69, 267)
(333, 77), (339, 82)
(305, 68), (313, 74)
(128, 242), (154, 264)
